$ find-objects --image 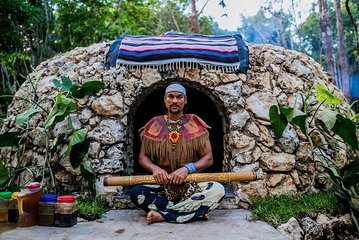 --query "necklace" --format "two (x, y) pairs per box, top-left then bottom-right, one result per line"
(165, 114), (184, 149)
